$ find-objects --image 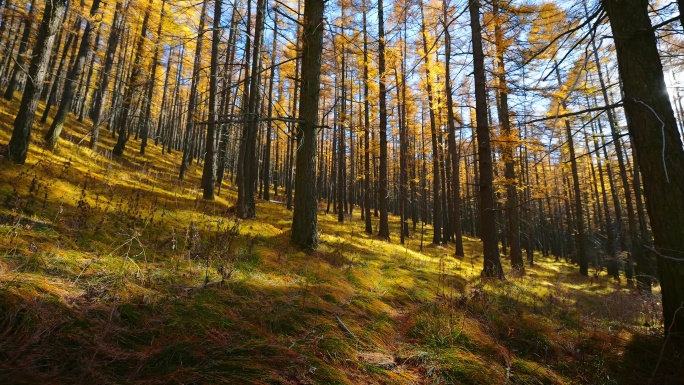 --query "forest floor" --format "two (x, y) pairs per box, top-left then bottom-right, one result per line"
(1, 95), (683, 385)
